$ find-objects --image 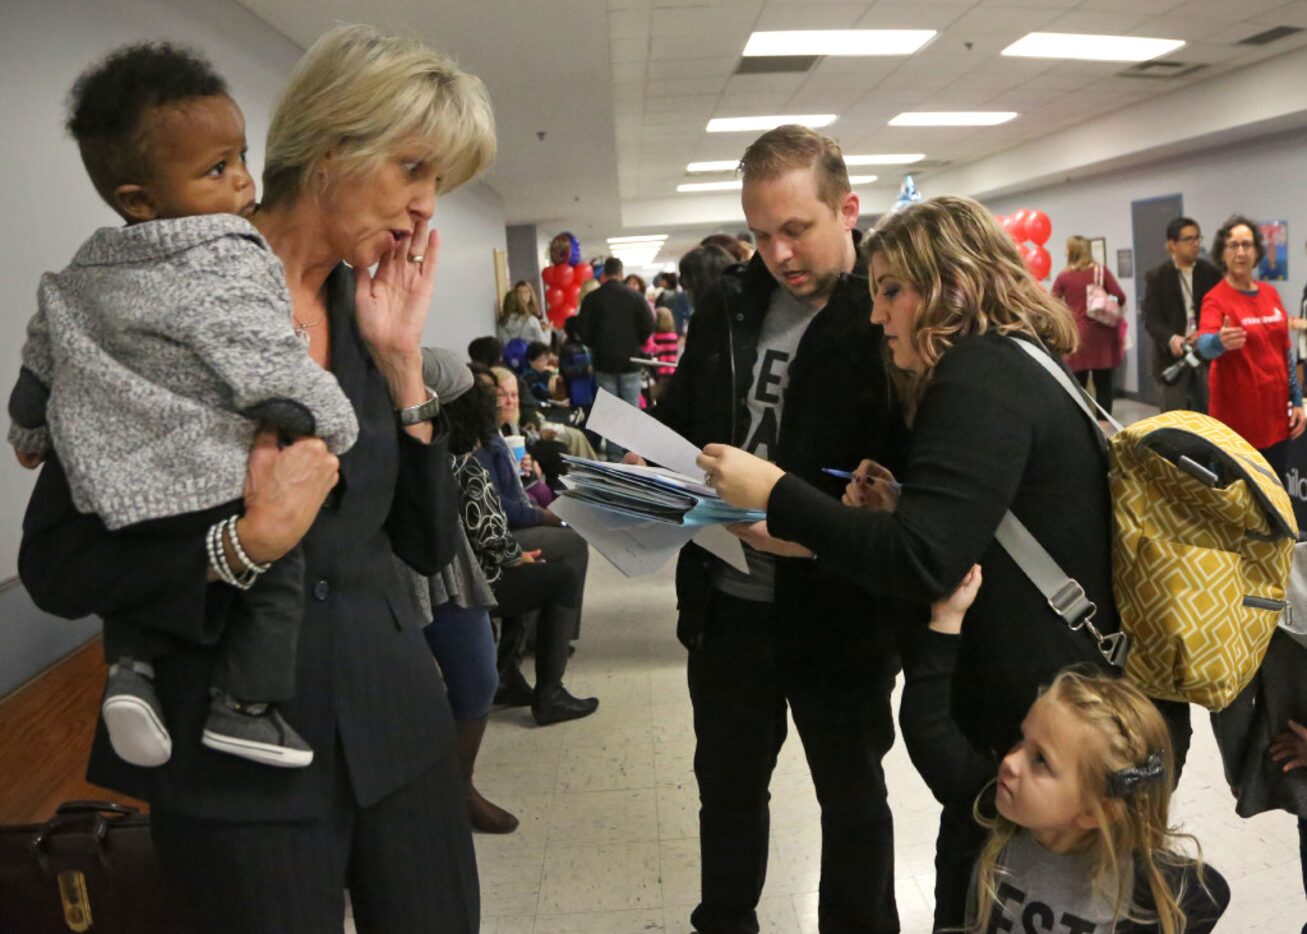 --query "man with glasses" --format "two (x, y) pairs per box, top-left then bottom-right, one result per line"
(1142, 217), (1222, 411)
